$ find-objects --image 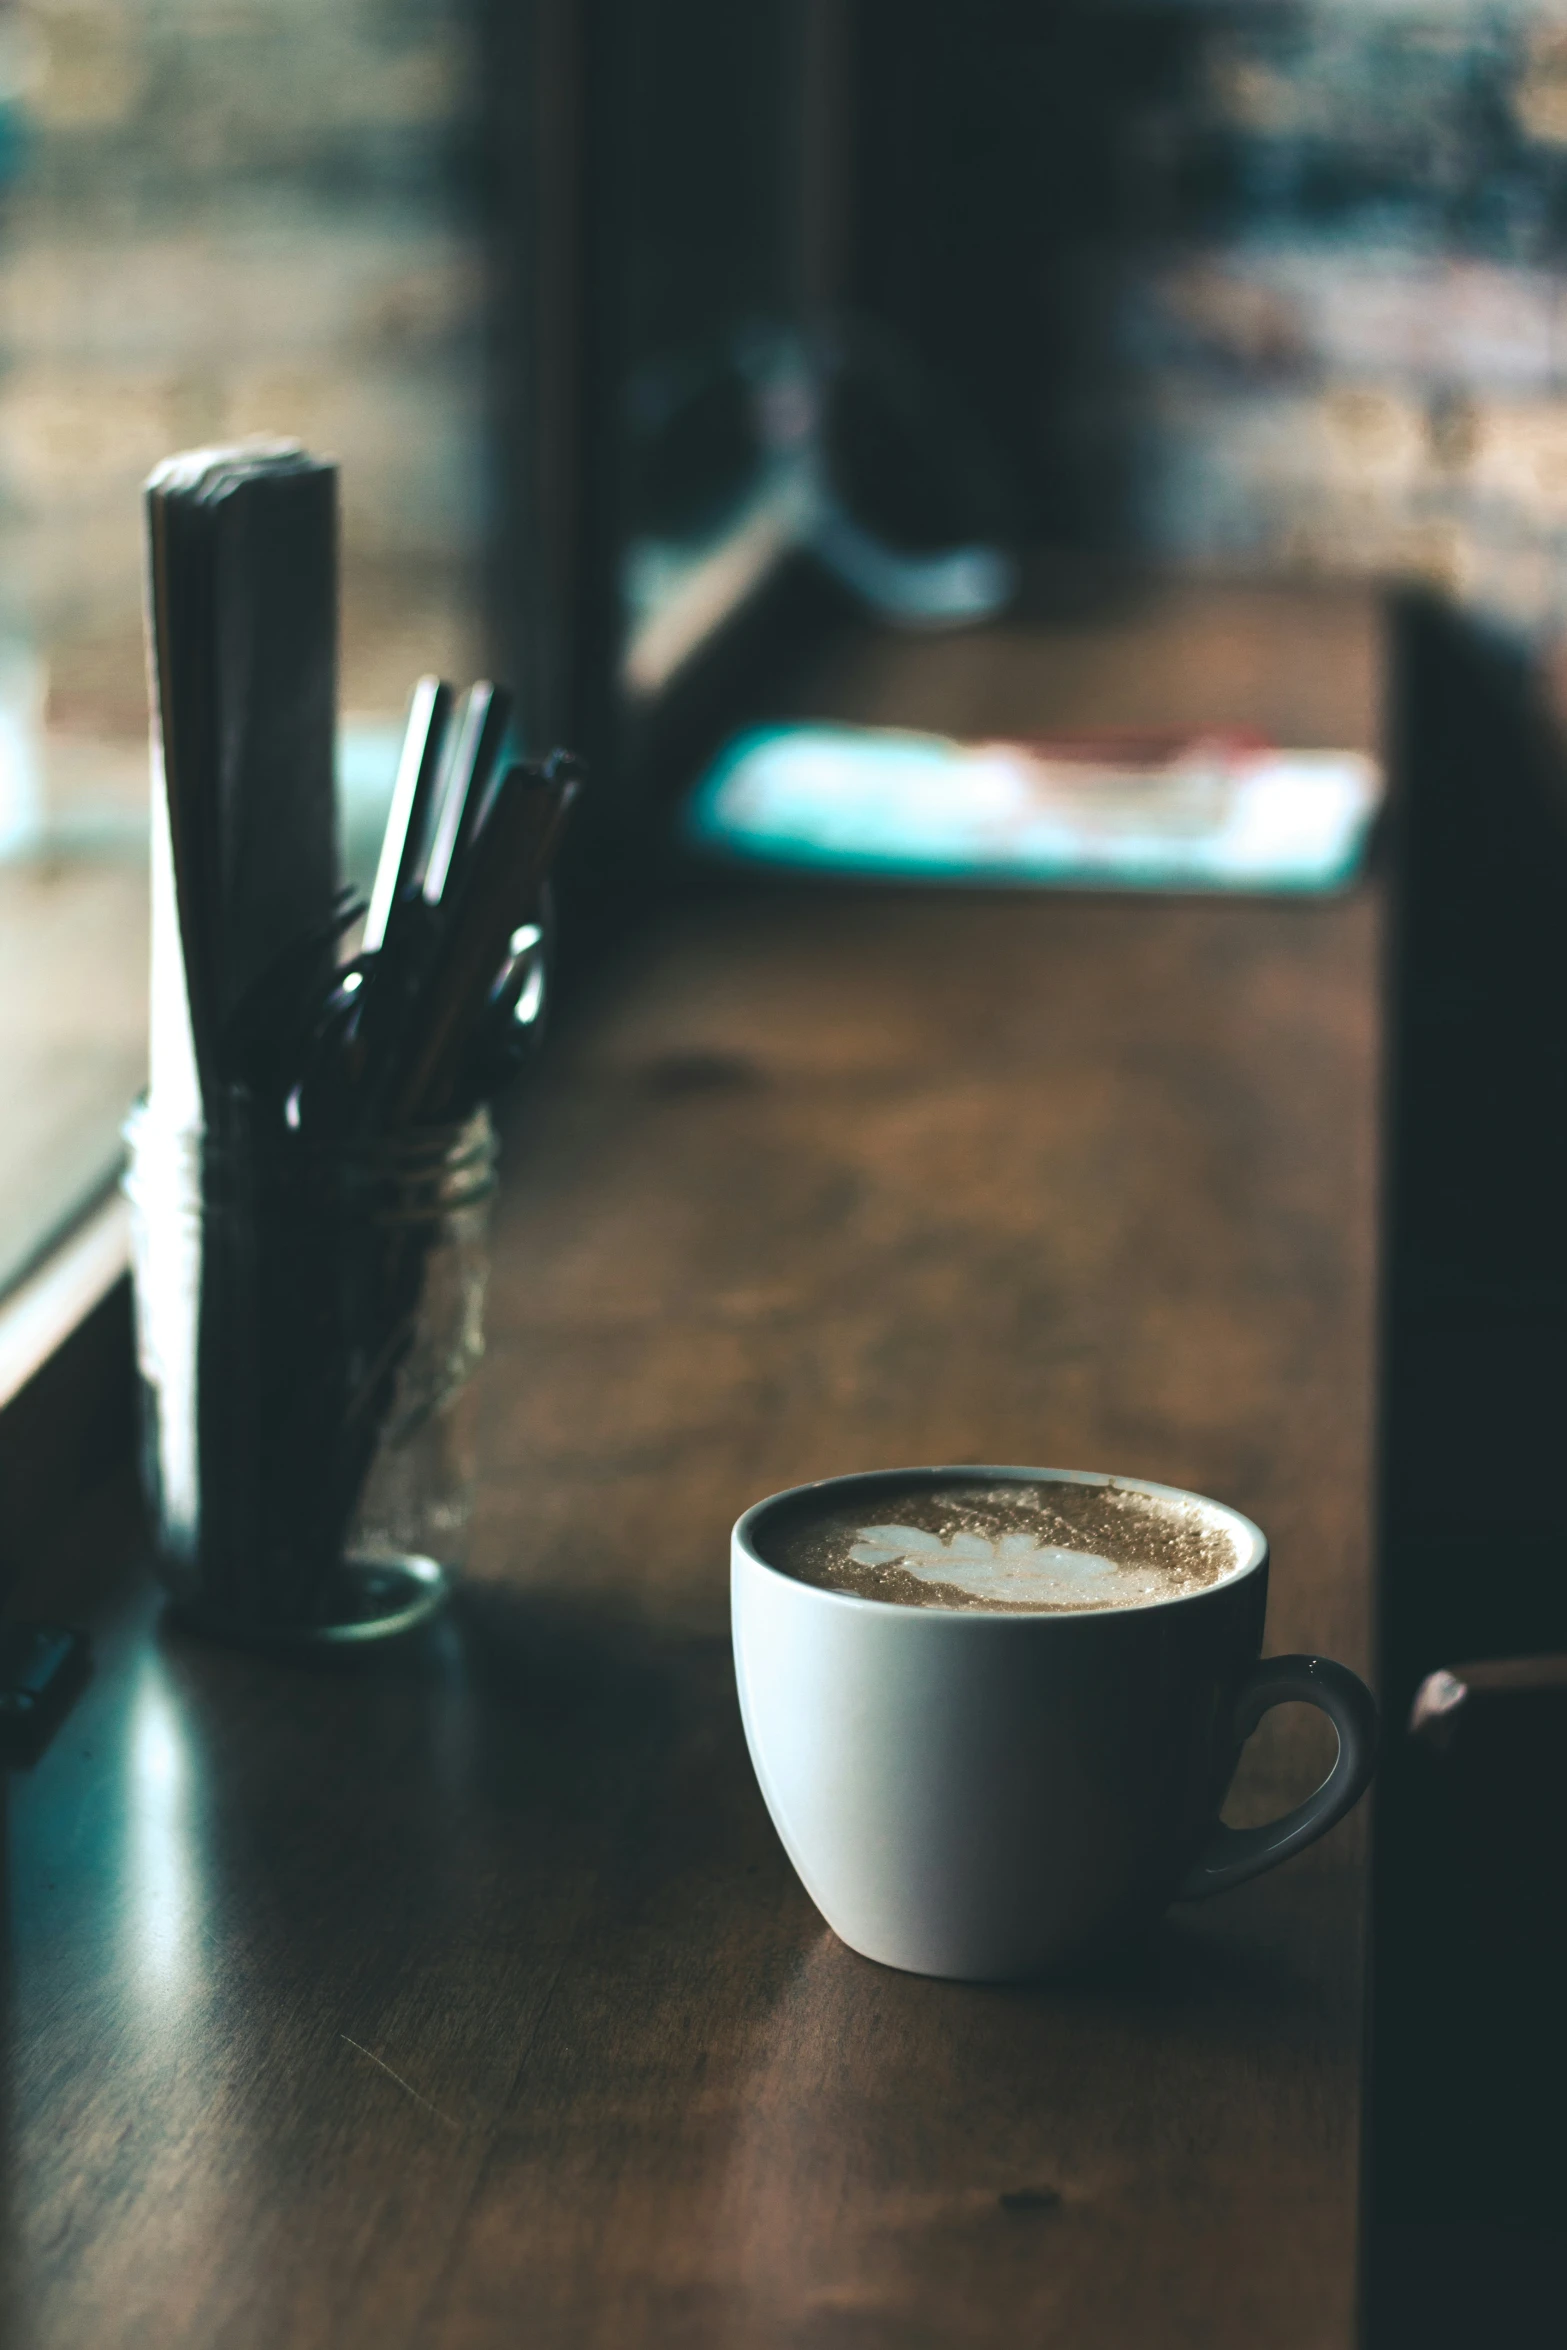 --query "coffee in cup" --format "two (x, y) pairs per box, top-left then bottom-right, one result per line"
(757, 1473), (1242, 1613)
(732, 1465), (1378, 1980)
